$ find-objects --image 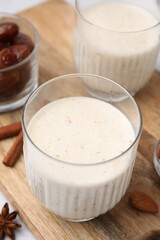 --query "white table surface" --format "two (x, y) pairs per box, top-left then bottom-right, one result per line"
(0, 0), (160, 239)
(0, 192), (35, 239)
